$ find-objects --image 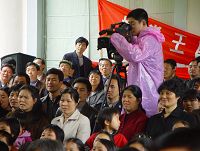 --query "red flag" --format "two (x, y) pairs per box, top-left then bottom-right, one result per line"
(98, 0), (200, 79)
